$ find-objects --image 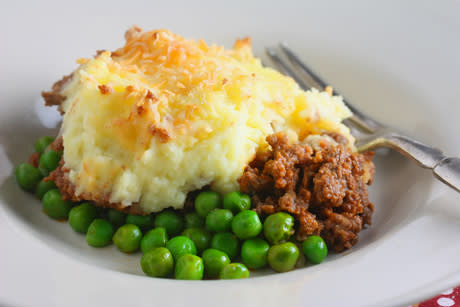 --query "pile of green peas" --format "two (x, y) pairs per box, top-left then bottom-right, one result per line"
(16, 136), (329, 280)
